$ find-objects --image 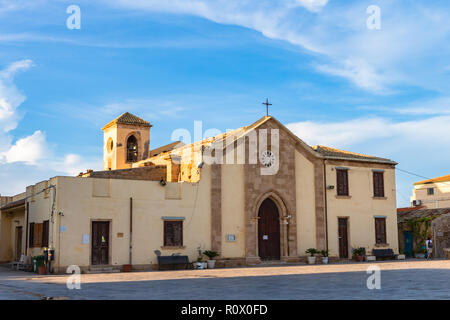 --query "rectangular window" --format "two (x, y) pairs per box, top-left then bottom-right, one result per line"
(427, 188), (434, 195)
(29, 223), (35, 248)
(42, 220), (49, 248)
(164, 220), (183, 247)
(375, 218), (387, 244)
(33, 223), (43, 248)
(336, 169), (349, 196)
(373, 172), (385, 197)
